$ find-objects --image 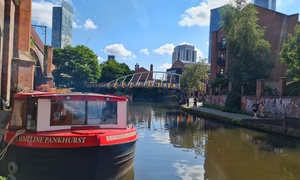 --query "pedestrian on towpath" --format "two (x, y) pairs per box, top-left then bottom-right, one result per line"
(252, 102), (259, 118)
(193, 97), (197, 107)
(259, 102), (265, 118)
(186, 96), (189, 107)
